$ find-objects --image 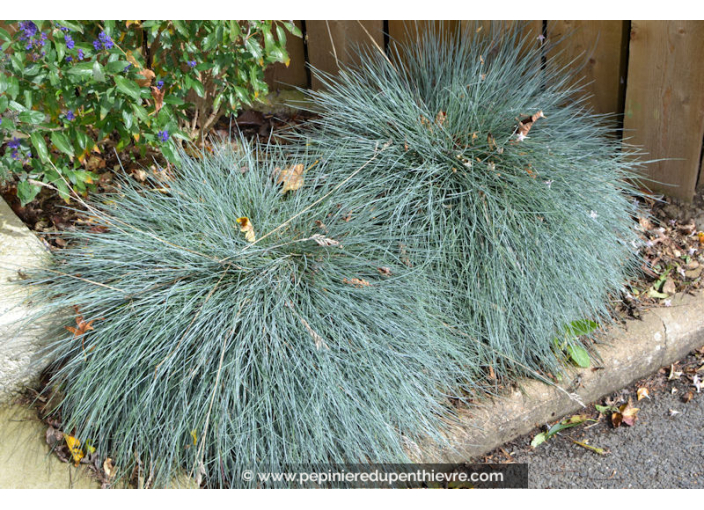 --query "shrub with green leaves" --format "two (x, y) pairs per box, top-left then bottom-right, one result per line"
(296, 22), (646, 379)
(27, 141), (481, 487)
(0, 20), (299, 205)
